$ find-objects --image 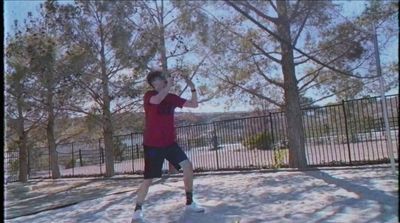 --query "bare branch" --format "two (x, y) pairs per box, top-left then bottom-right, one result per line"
(267, 0), (278, 13)
(238, 1), (278, 23)
(288, 0), (301, 22)
(111, 99), (142, 115)
(178, 56), (208, 96)
(292, 7), (310, 46)
(225, 0), (380, 79)
(212, 69), (283, 108)
(250, 41), (282, 64)
(62, 104), (96, 116)
(298, 69), (323, 91)
(25, 112), (46, 133)
(164, 16), (179, 29)
(201, 7), (282, 64)
(252, 57), (284, 88)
